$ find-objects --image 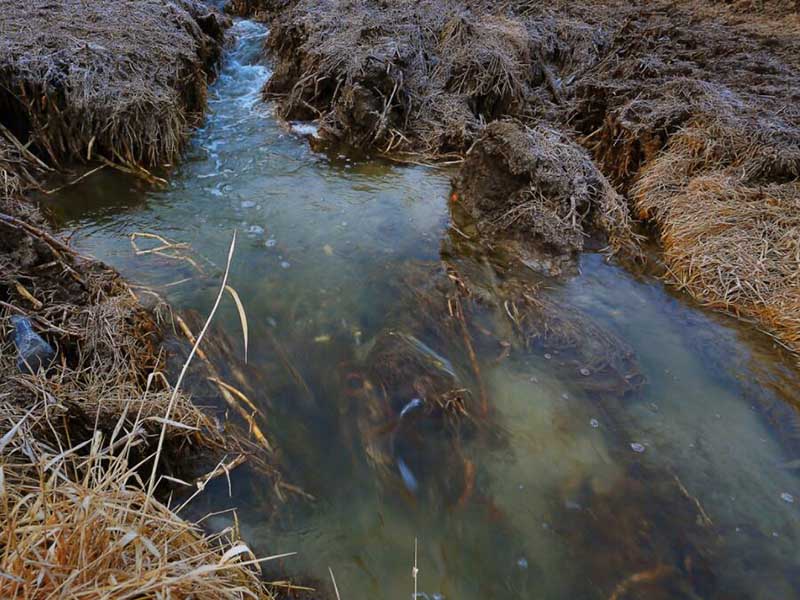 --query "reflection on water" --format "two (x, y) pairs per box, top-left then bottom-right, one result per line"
(44, 19), (800, 600)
